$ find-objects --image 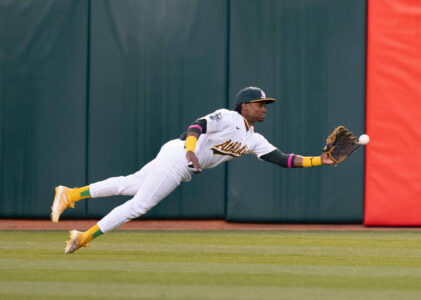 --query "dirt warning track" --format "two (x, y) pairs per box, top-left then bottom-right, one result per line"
(1, 219), (421, 231)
